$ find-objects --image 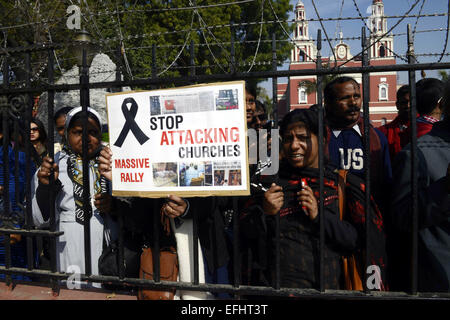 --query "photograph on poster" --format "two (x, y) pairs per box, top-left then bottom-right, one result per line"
(215, 89), (238, 110)
(213, 161), (241, 186)
(180, 162), (207, 187)
(152, 162), (178, 187)
(150, 96), (161, 116)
